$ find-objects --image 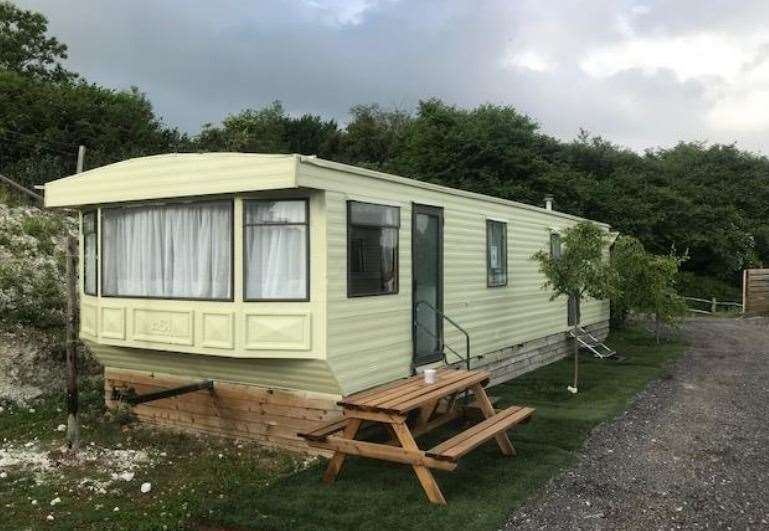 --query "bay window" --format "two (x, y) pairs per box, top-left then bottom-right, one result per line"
(347, 201), (399, 297)
(244, 199), (309, 301)
(102, 200), (233, 300)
